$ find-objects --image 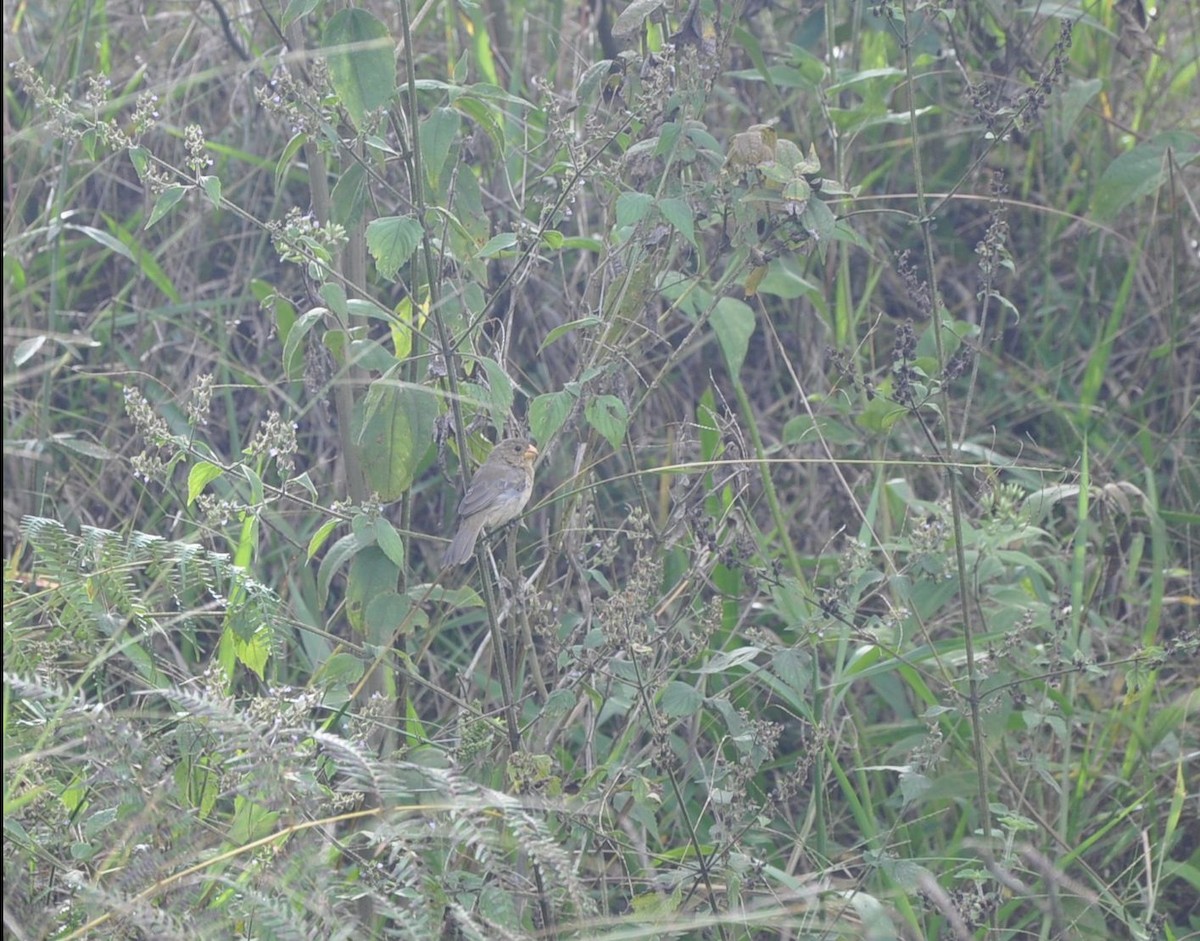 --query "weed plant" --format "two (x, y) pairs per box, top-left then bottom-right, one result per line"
(4, 1), (1198, 939)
